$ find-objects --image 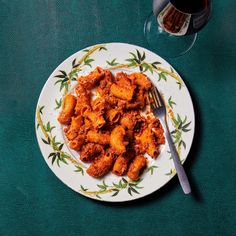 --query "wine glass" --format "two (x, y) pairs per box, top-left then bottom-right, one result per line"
(144, 0), (212, 58)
